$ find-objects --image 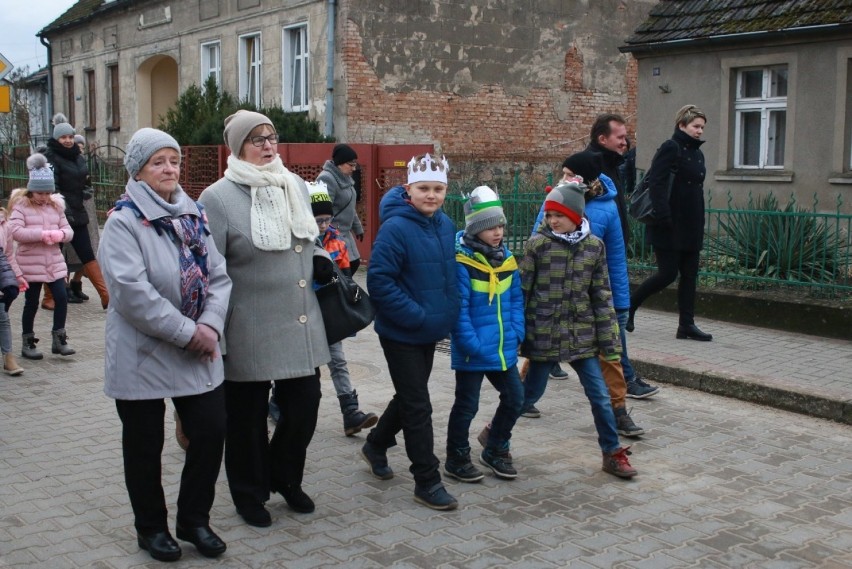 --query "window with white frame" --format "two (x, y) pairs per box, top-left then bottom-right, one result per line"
(734, 65), (788, 168)
(283, 25), (309, 111)
(201, 41), (221, 89)
(239, 33), (262, 105)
